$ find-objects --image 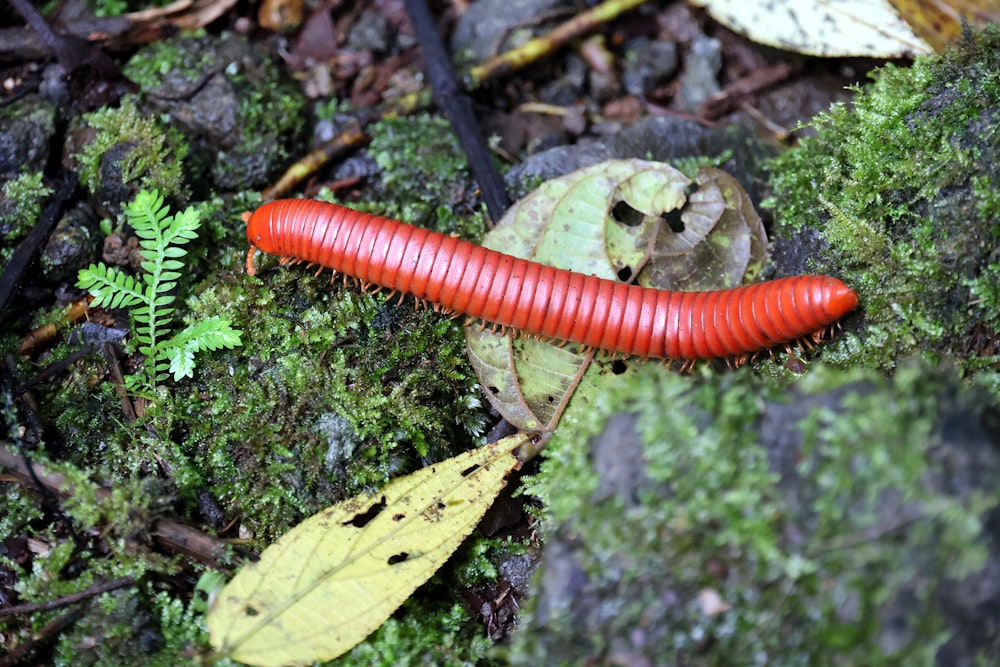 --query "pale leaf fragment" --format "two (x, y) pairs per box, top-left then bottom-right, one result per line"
(691, 0), (933, 57)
